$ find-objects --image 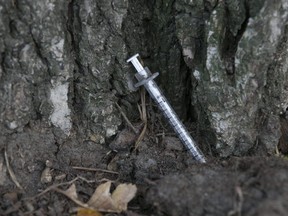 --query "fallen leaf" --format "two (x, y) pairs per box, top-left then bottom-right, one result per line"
(88, 181), (137, 213)
(54, 184), (88, 209)
(54, 181), (137, 213)
(88, 181), (116, 212)
(77, 208), (102, 216)
(64, 184), (79, 200)
(111, 183), (137, 212)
